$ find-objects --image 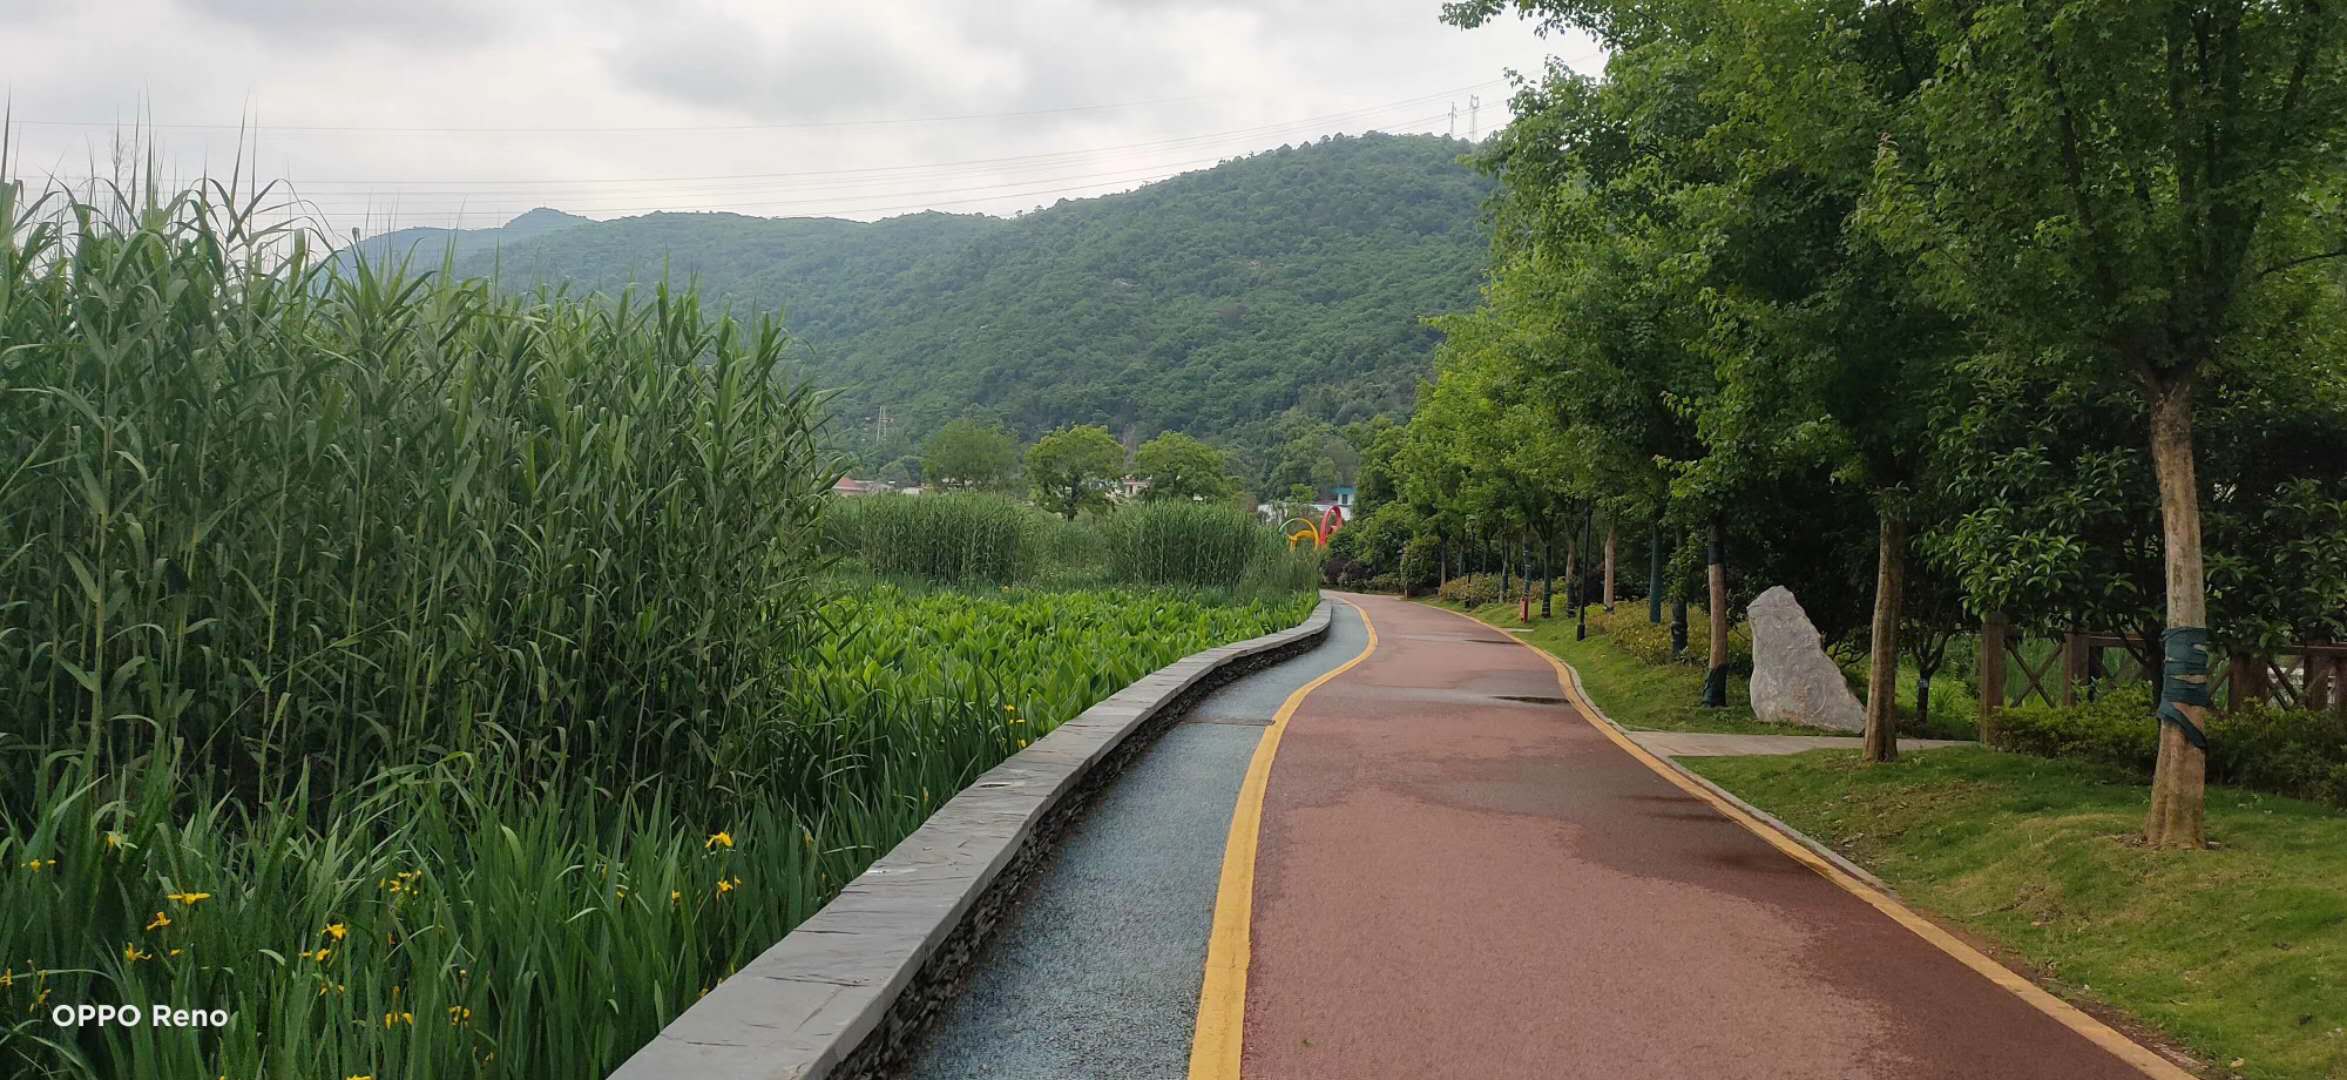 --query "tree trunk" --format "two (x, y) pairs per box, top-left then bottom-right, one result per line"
(1913, 634), (1948, 733)
(1863, 514), (1906, 764)
(1703, 518), (1728, 708)
(1541, 533), (1554, 618)
(1648, 523), (1664, 625)
(2145, 376), (2209, 849)
(1564, 537), (1579, 622)
(1523, 533), (1534, 610)
(1602, 525), (1617, 613)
